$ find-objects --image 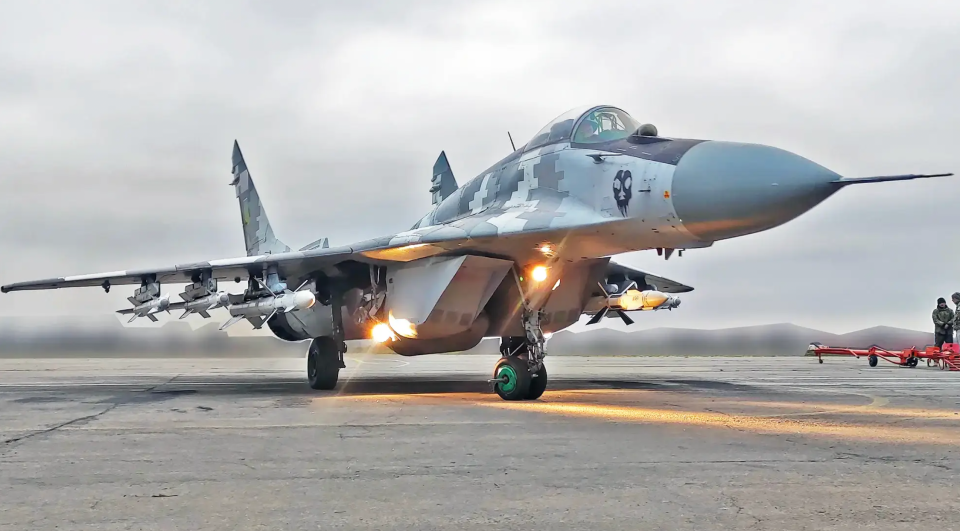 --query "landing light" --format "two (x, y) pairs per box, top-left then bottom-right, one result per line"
(531, 265), (549, 283)
(371, 323), (394, 343)
(388, 311), (418, 339)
